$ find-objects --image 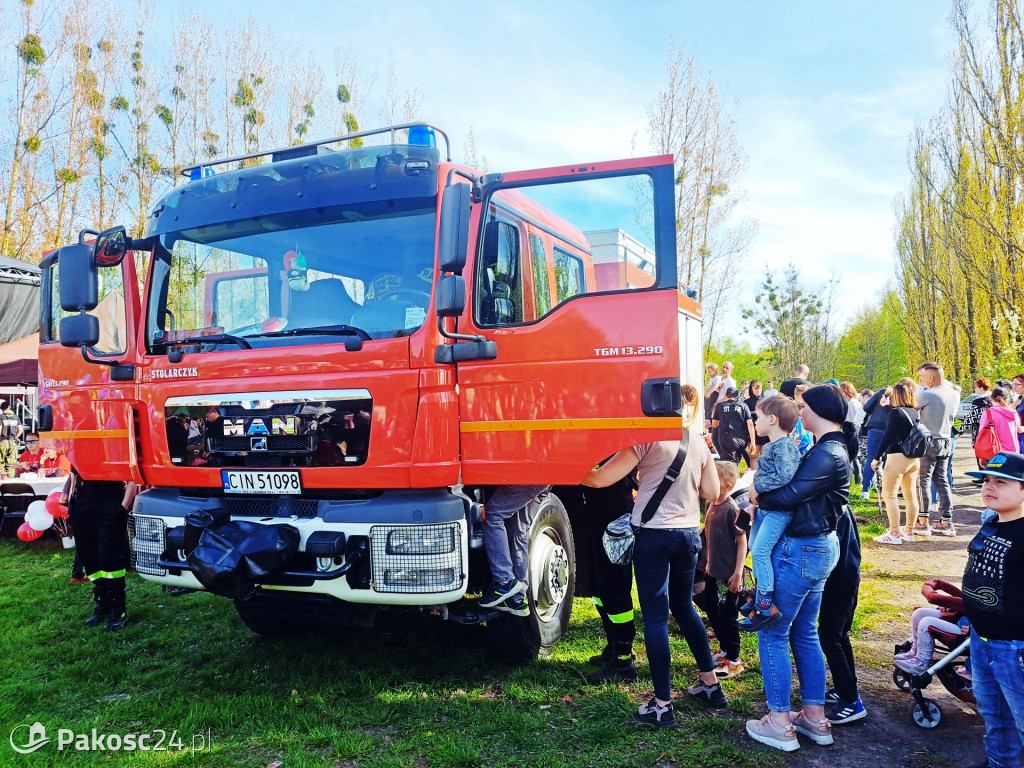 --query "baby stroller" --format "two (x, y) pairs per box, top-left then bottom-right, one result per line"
(892, 579), (975, 728)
